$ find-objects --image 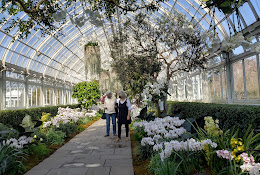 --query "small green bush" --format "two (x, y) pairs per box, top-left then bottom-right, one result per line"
(167, 101), (260, 134)
(45, 129), (66, 145)
(27, 142), (50, 159)
(78, 117), (91, 125)
(0, 104), (80, 127)
(57, 123), (78, 137)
